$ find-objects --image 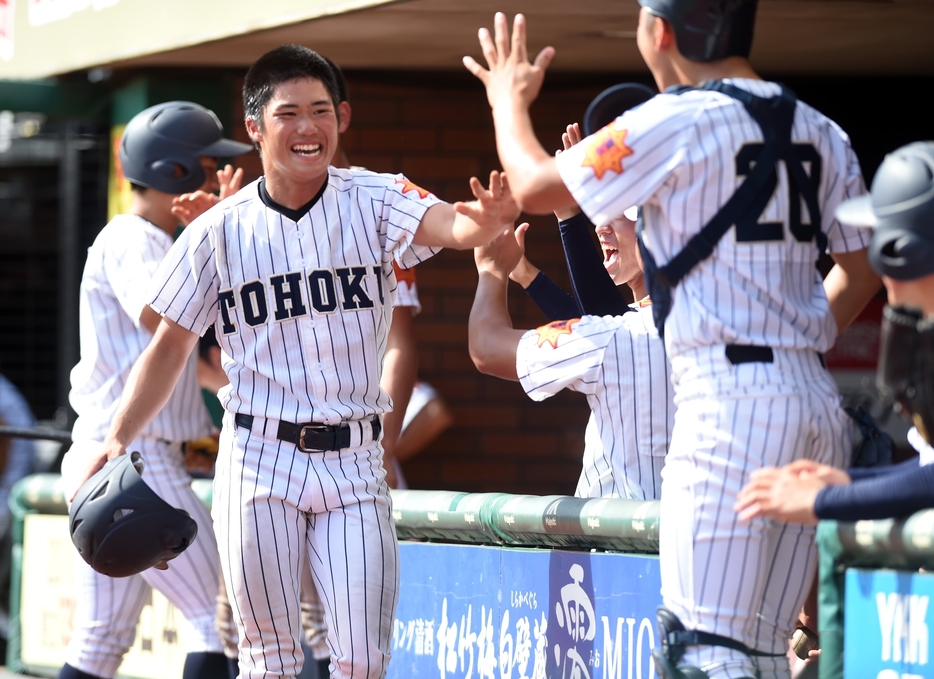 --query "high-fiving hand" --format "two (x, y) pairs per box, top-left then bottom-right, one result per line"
(463, 13), (555, 112)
